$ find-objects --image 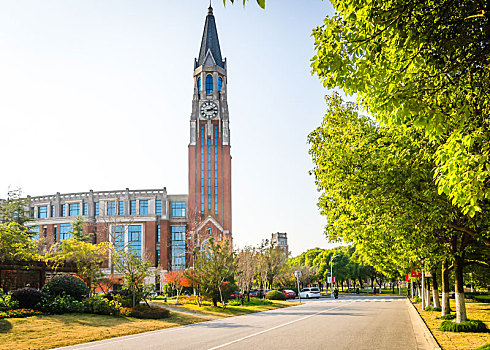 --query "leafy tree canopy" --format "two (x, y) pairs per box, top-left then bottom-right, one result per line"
(311, 0), (490, 216)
